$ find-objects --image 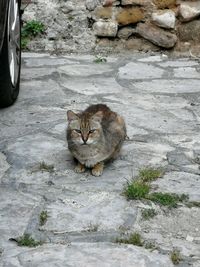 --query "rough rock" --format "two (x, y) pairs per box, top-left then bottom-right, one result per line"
(136, 22), (177, 48)
(4, 243), (174, 267)
(152, 10), (176, 29)
(92, 6), (113, 20)
(86, 0), (100, 11)
(23, 0), (95, 53)
(93, 21), (118, 36)
(121, 0), (150, 5)
(0, 153), (10, 180)
(103, 0), (120, 6)
(116, 7), (144, 25)
(177, 20), (200, 42)
(117, 26), (136, 39)
(179, 2), (200, 22)
(153, 0), (176, 9)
